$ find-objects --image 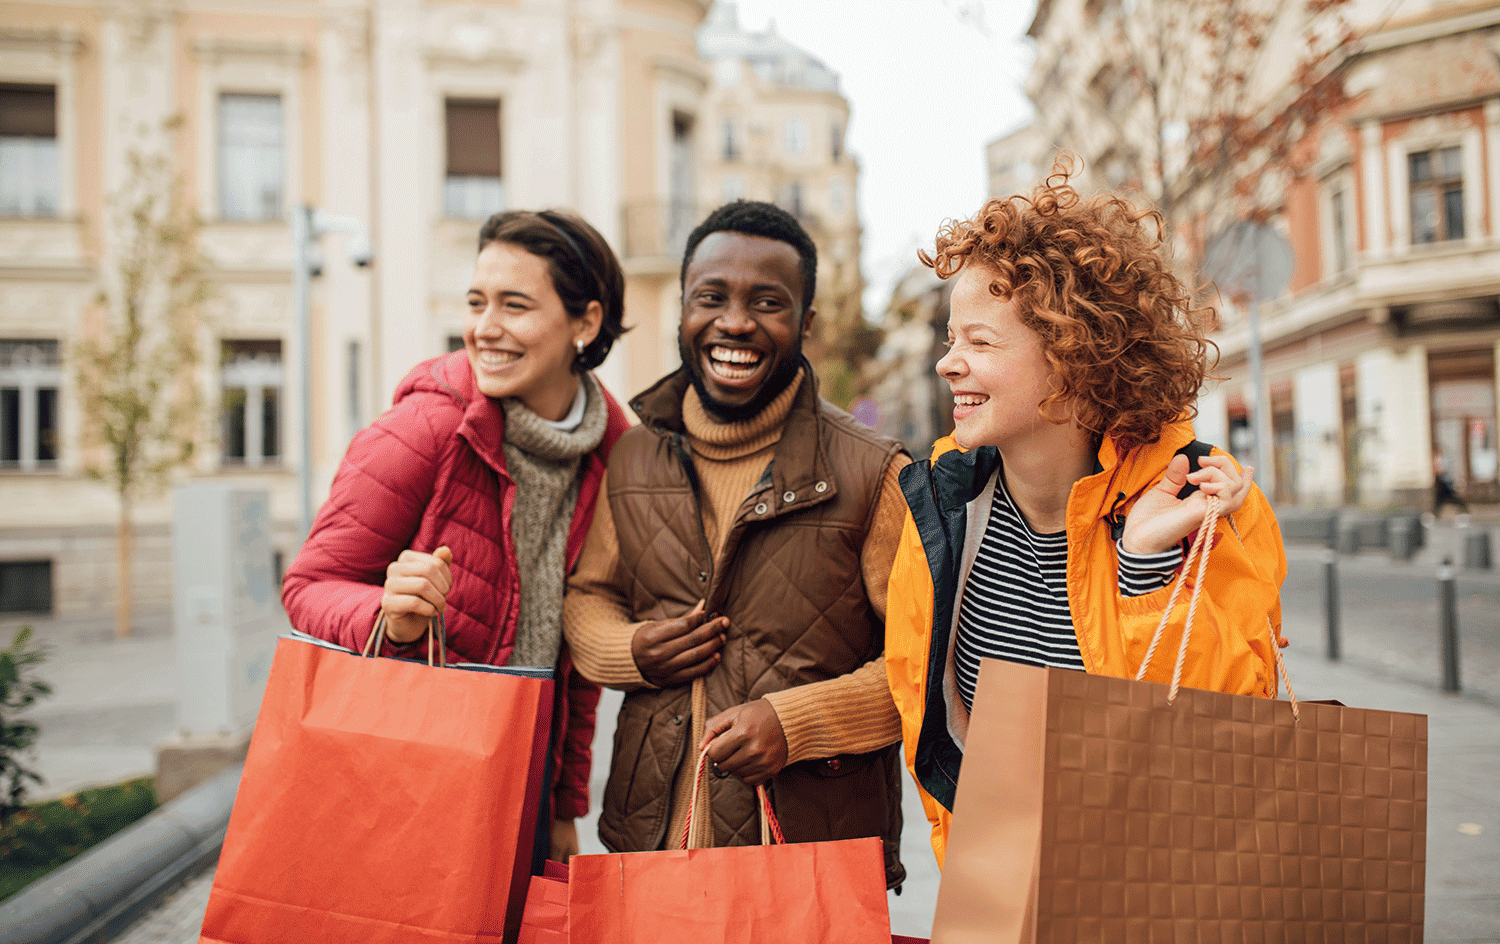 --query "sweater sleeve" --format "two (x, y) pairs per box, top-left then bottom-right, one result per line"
(760, 453), (910, 764)
(562, 470), (650, 690)
(281, 394), (449, 655)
